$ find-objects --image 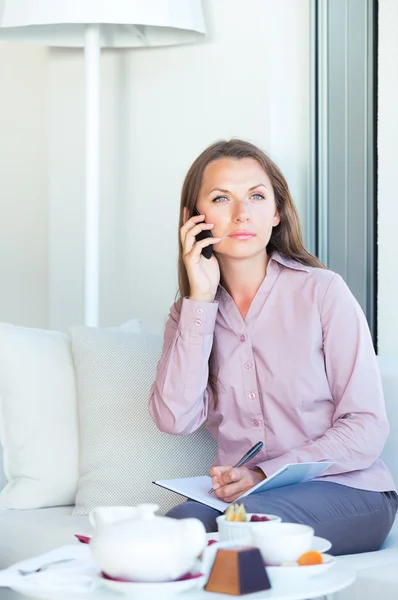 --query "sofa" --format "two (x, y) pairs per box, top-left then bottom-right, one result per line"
(0, 322), (397, 600)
